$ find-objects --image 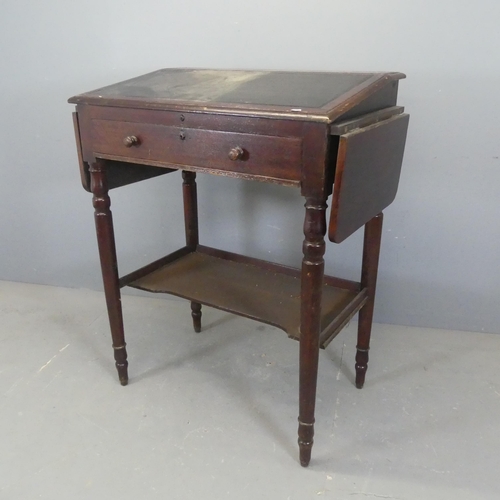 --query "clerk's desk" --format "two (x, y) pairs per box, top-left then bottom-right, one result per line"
(69, 69), (409, 466)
